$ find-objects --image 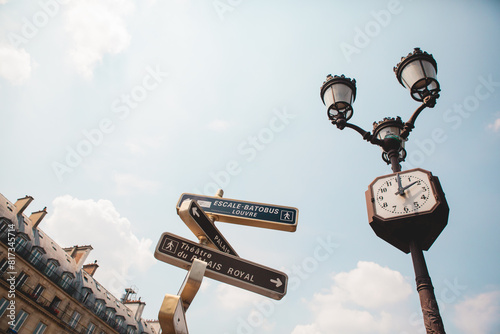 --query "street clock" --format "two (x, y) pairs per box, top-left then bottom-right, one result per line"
(366, 168), (449, 253)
